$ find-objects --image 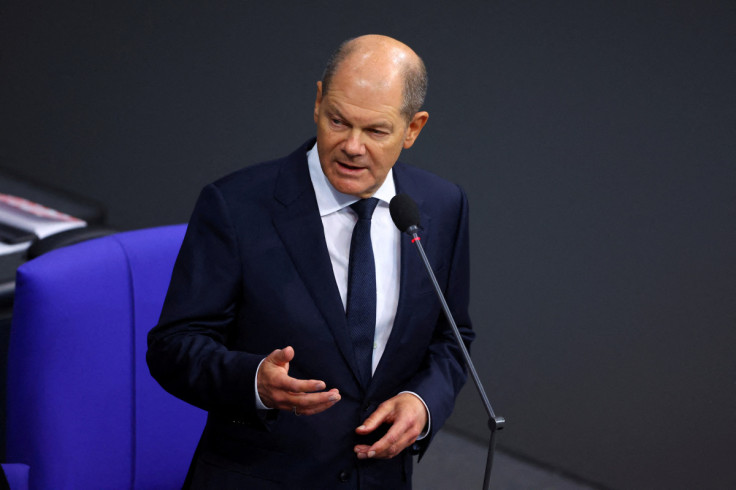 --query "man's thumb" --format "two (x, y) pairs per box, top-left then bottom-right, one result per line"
(271, 345), (295, 365)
